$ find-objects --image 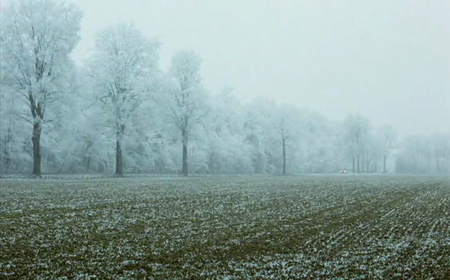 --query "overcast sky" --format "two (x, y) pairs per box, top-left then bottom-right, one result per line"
(68, 0), (448, 135)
